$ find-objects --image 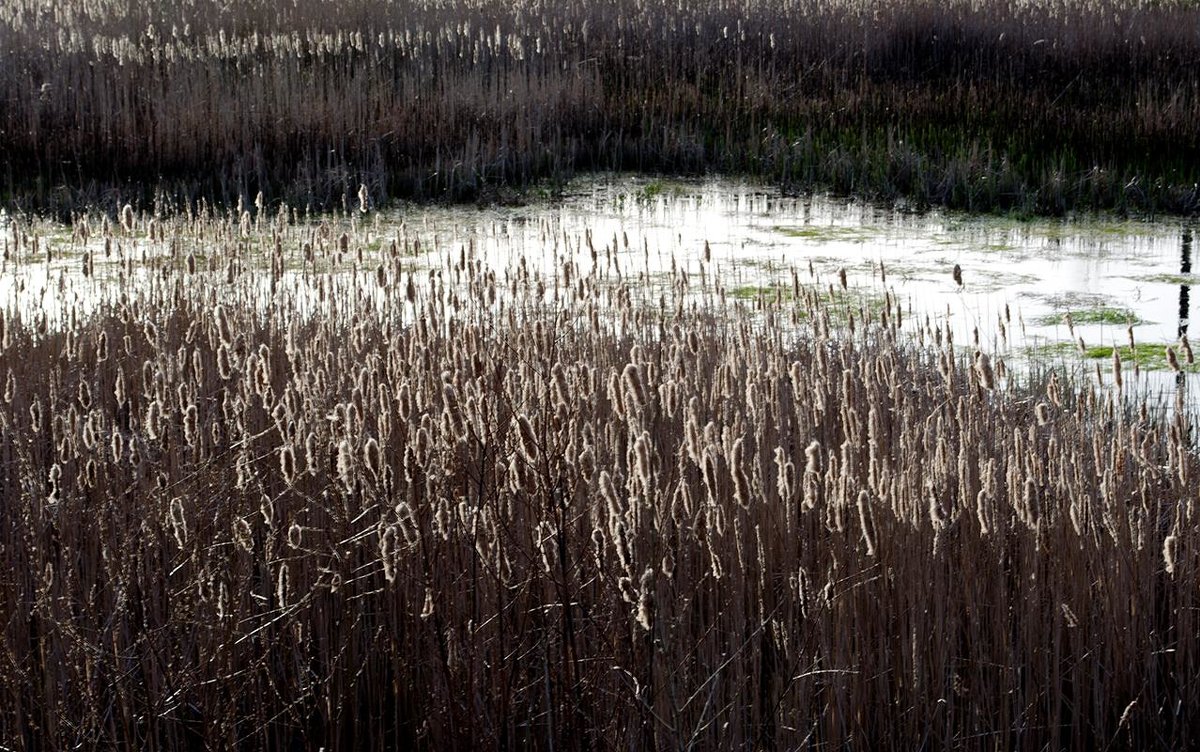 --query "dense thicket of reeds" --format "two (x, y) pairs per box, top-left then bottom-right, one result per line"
(1, 209), (1198, 749)
(3, 0), (1200, 215)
